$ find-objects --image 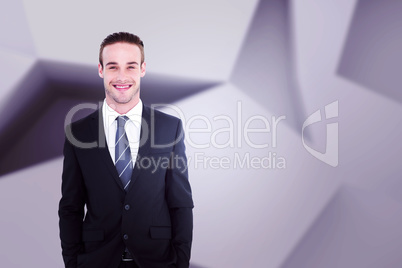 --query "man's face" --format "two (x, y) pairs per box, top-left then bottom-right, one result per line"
(98, 42), (146, 108)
